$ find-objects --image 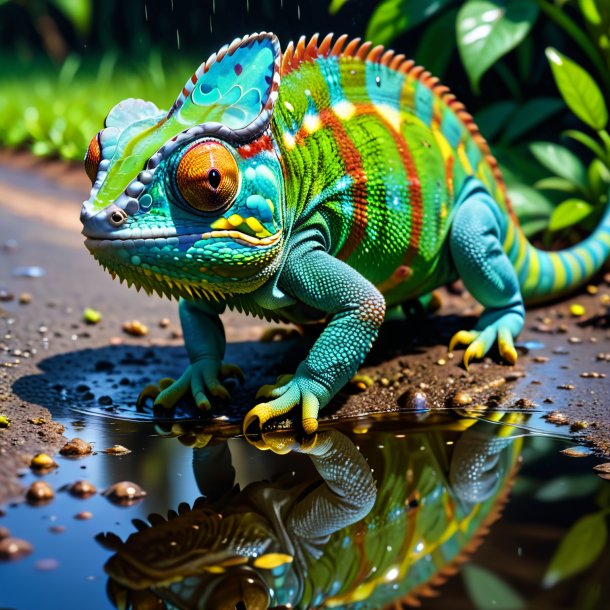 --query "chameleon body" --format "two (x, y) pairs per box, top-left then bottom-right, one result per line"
(101, 415), (523, 609)
(80, 32), (610, 433)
